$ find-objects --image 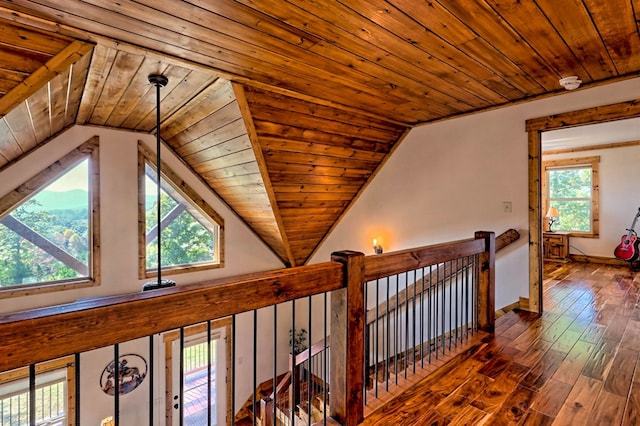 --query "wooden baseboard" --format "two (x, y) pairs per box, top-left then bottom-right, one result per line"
(568, 254), (629, 266)
(519, 297), (530, 311)
(496, 300), (521, 318)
